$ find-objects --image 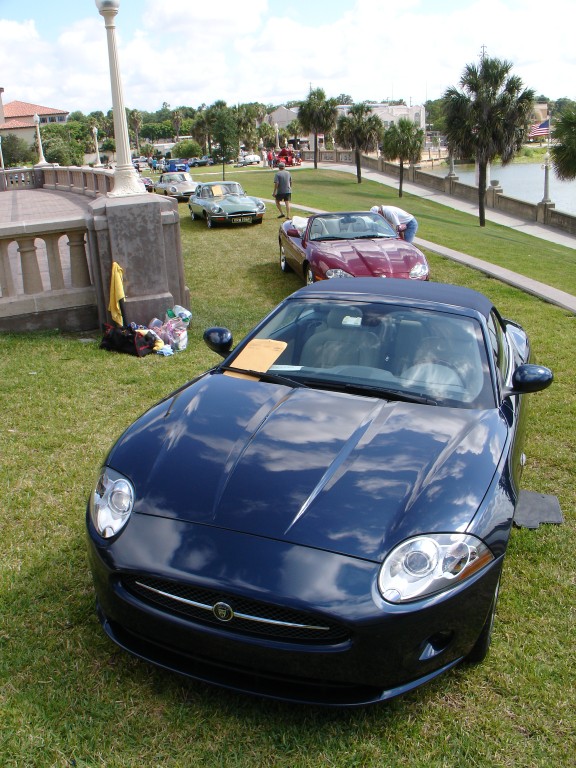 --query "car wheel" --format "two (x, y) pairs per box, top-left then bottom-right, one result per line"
(280, 244), (292, 273)
(206, 216), (214, 229)
(305, 265), (316, 285)
(190, 209), (195, 220)
(466, 577), (500, 664)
